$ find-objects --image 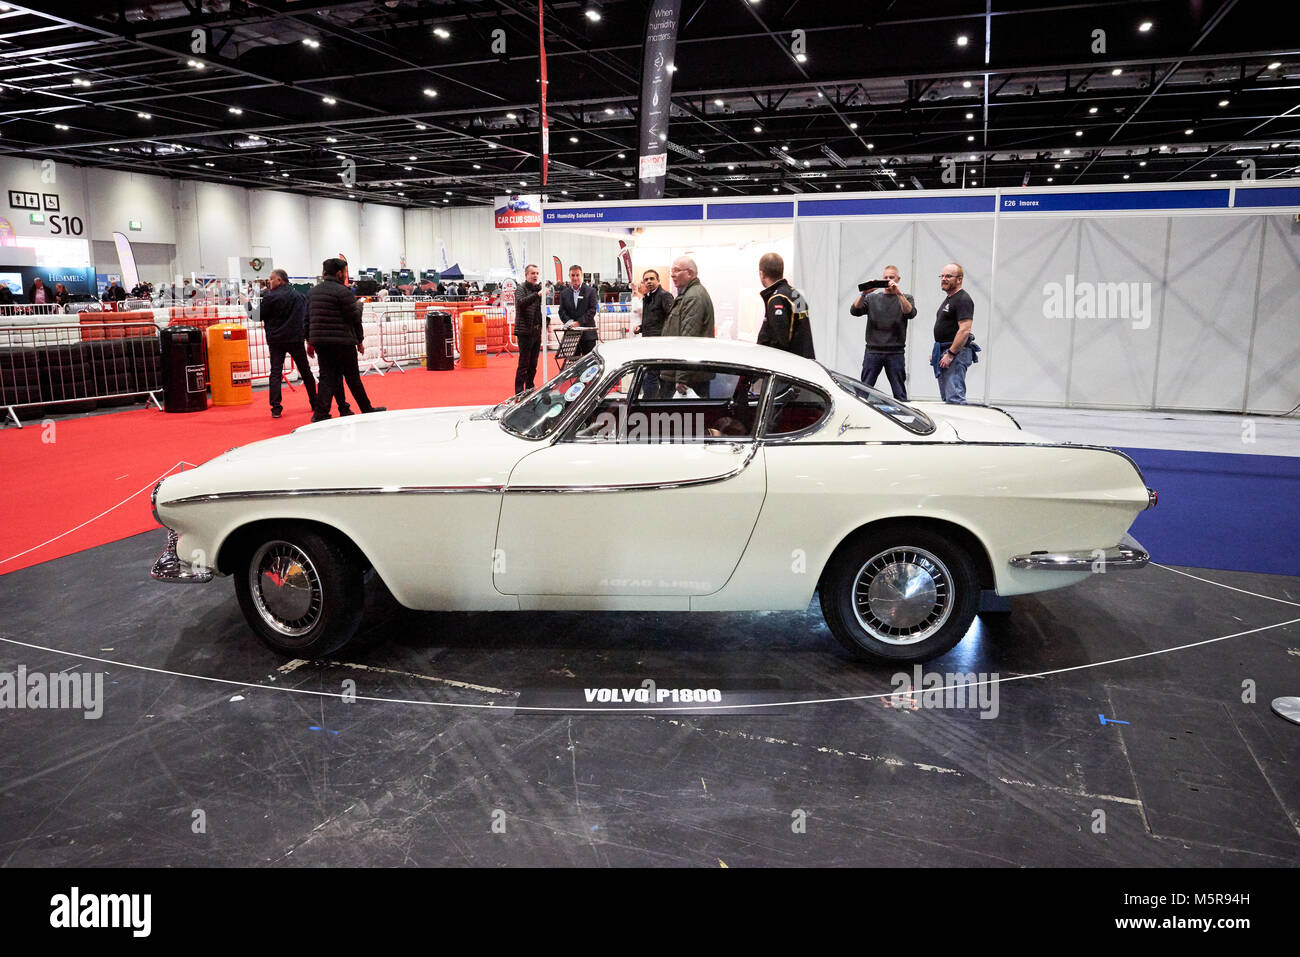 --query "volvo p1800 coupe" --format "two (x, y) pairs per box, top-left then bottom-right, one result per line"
(150, 336), (1153, 664)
